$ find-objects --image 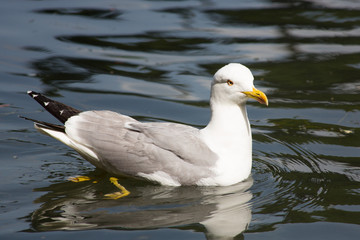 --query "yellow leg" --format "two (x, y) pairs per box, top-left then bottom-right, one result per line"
(104, 177), (130, 199)
(68, 176), (92, 182)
